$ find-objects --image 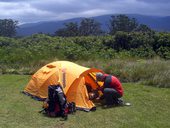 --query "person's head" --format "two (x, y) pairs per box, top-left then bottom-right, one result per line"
(96, 72), (105, 82)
